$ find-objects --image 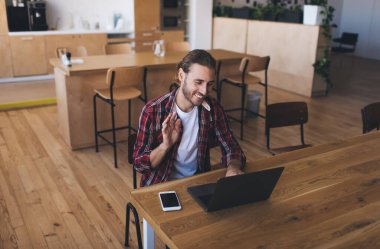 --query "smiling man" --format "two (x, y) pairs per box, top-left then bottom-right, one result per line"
(133, 49), (246, 187)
